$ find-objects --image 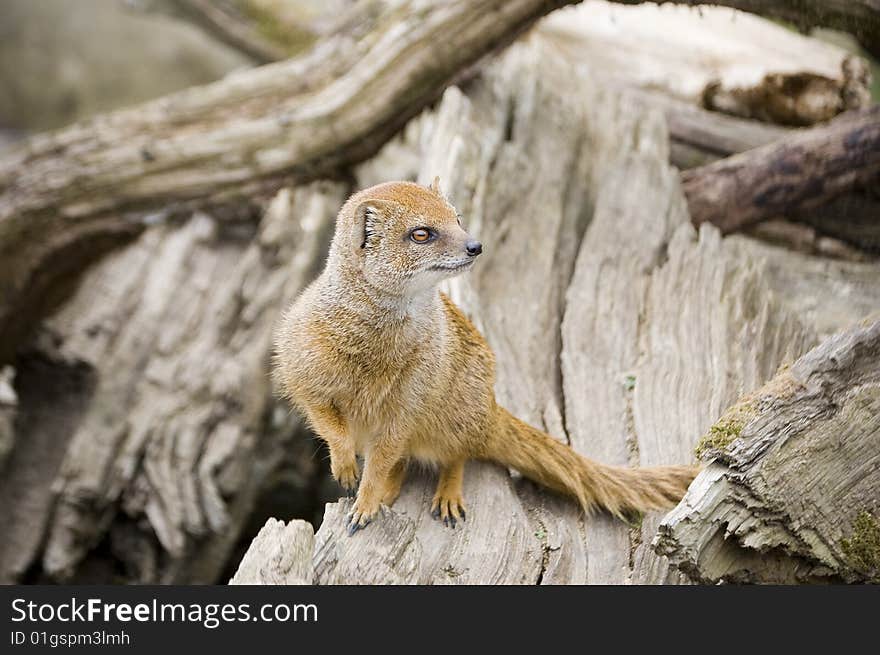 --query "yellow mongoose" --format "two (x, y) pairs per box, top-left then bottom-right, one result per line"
(273, 180), (698, 533)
